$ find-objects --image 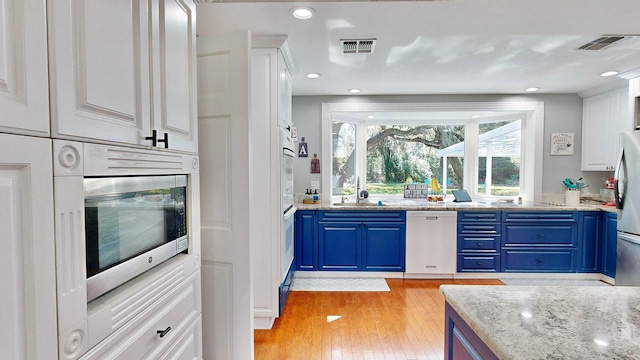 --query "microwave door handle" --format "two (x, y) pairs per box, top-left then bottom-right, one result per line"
(614, 146), (625, 209)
